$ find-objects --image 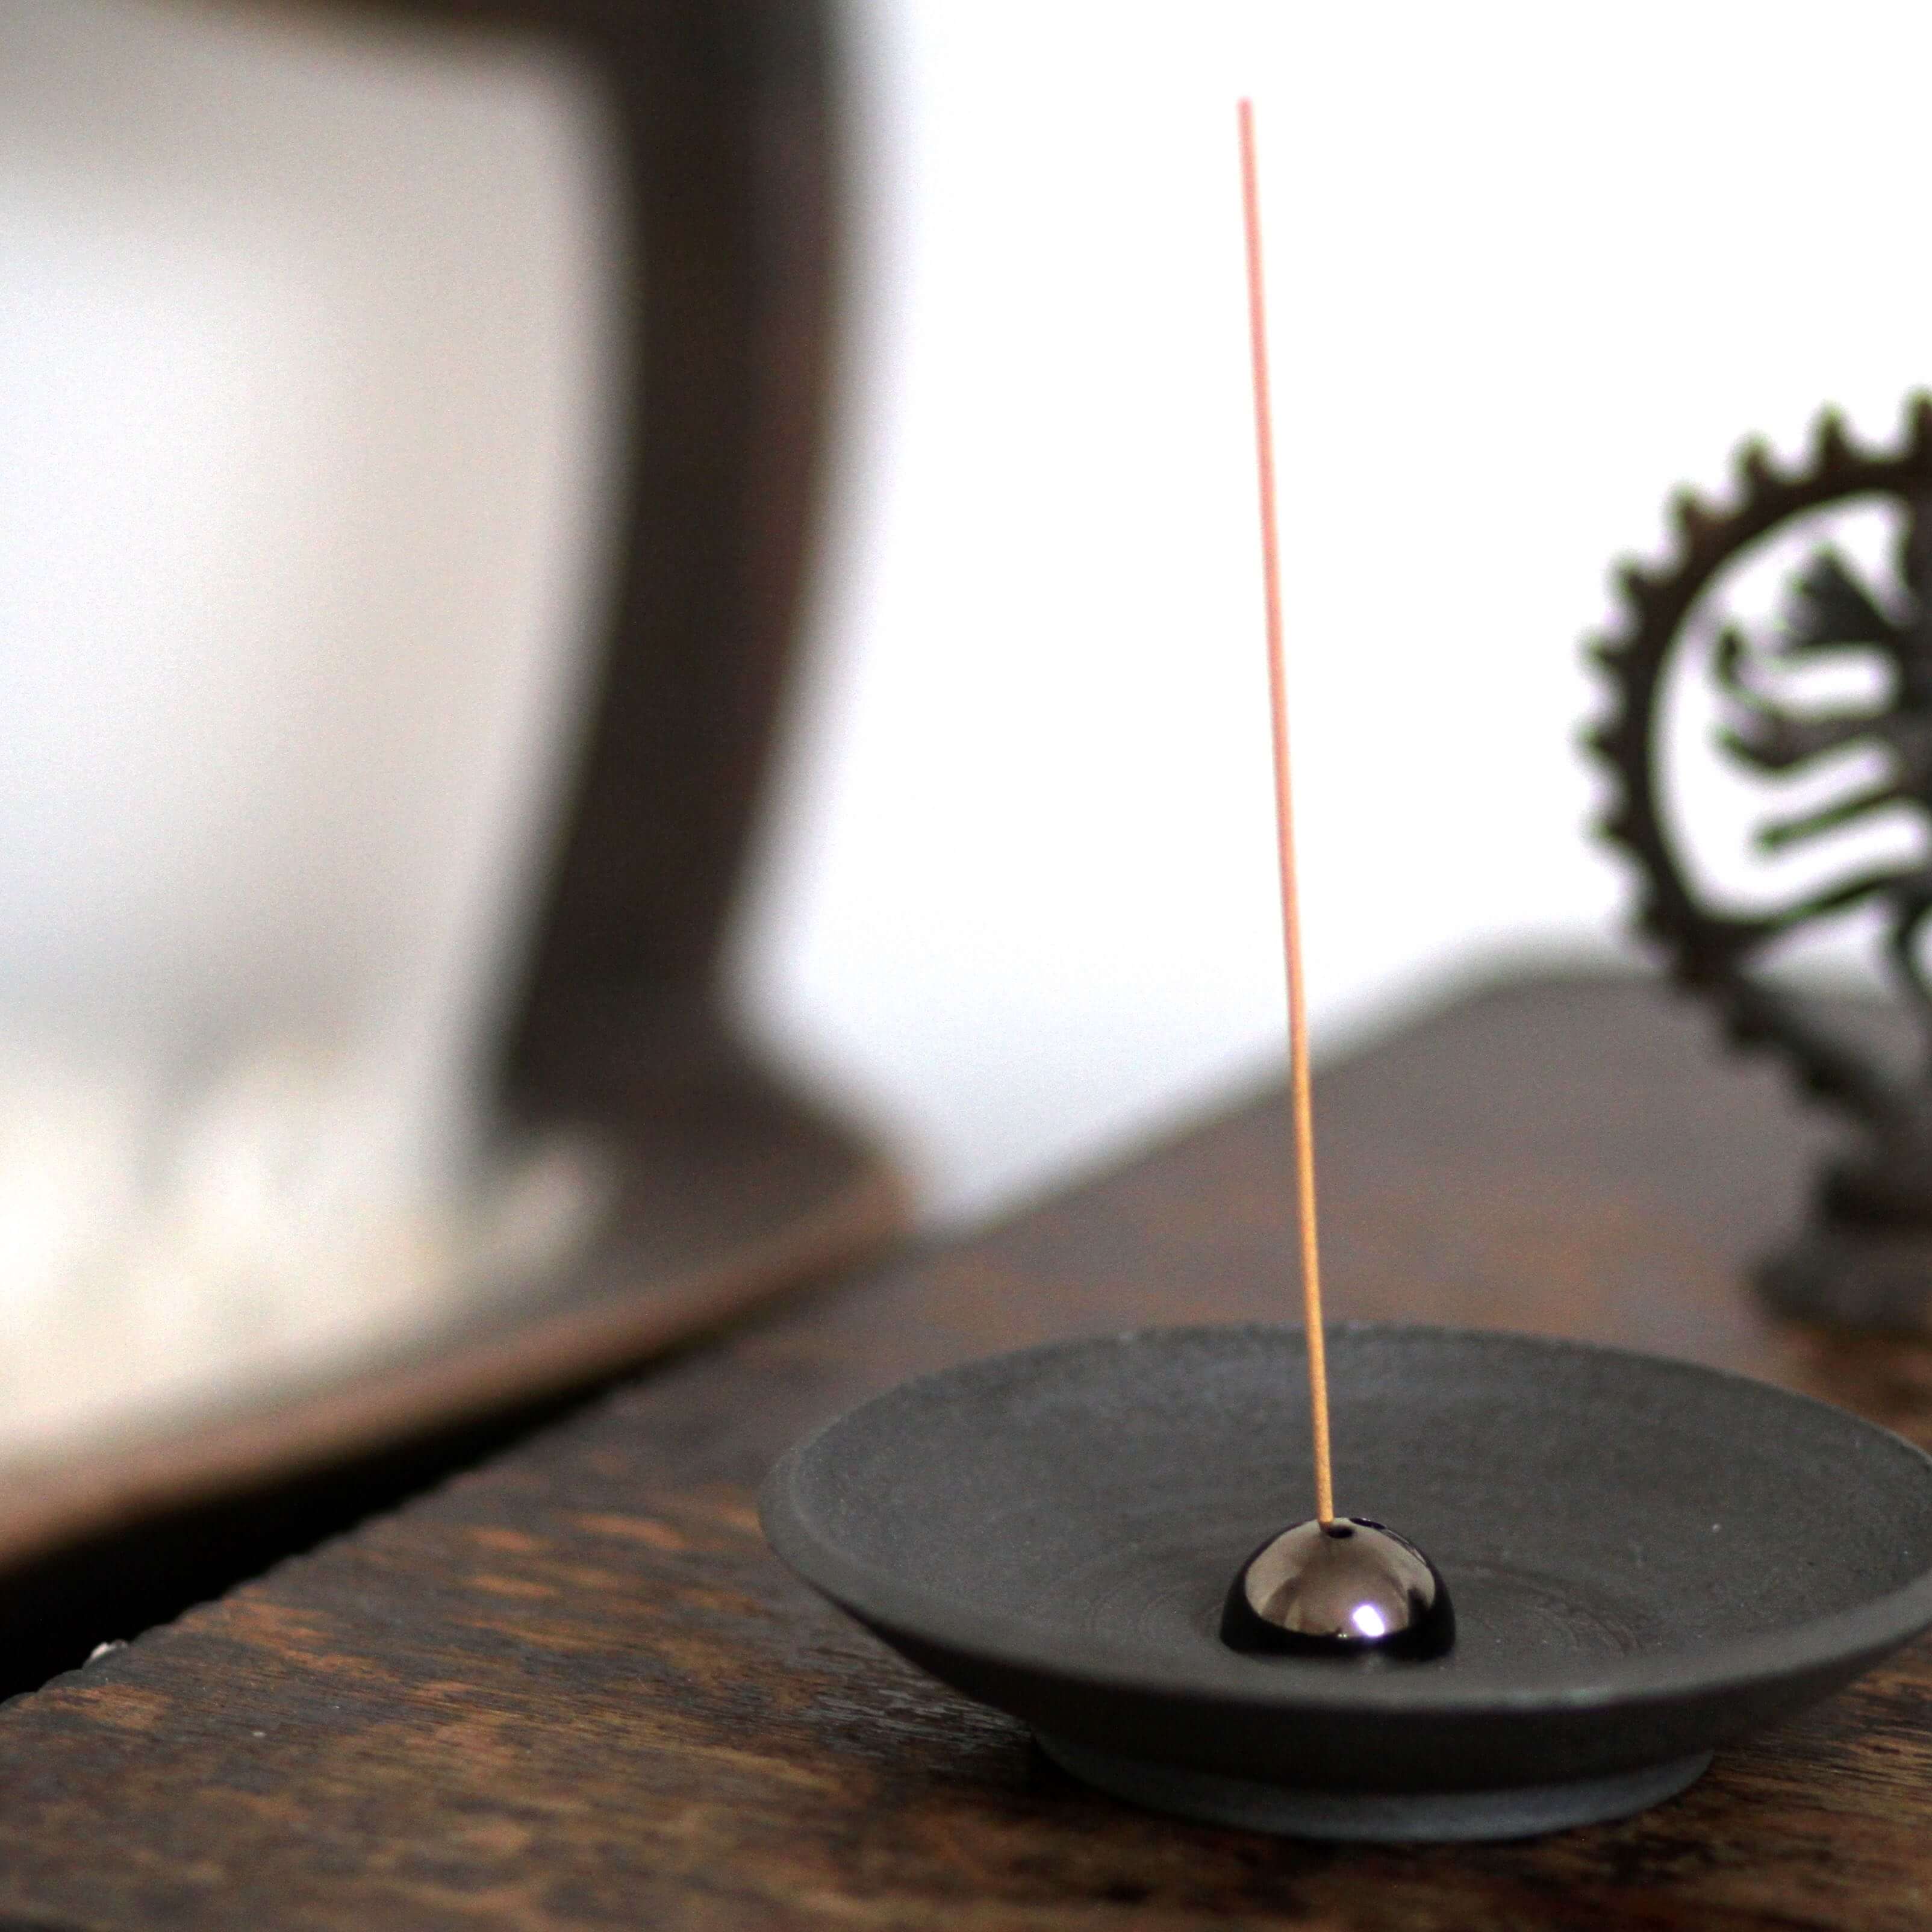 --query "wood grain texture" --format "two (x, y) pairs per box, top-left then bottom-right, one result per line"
(7, 975), (1932, 1930)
